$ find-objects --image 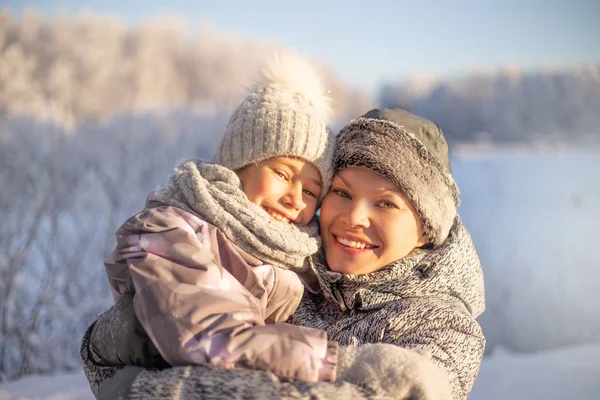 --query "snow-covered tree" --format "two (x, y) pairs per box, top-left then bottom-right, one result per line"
(380, 66), (600, 143)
